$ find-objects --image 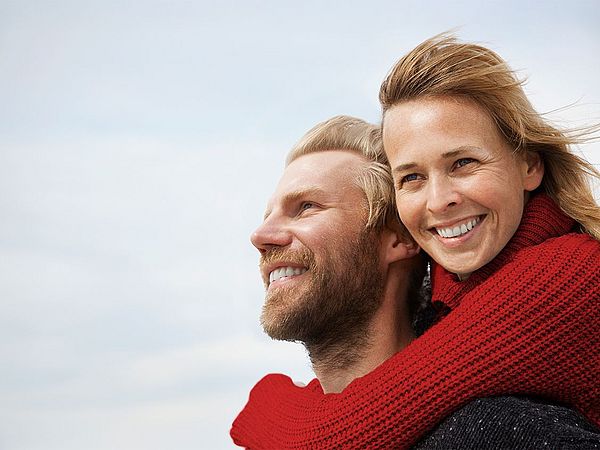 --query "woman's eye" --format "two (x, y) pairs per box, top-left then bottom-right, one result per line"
(455, 158), (475, 168)
(396, 173), (422, 191)
(401, 173), (419, 184)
